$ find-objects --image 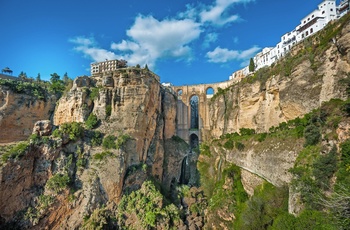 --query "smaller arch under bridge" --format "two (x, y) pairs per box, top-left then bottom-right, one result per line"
(171, 79), (234, 146)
